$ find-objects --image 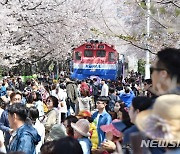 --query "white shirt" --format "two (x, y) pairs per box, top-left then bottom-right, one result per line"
(58, 89), (67, 113)
(35, 100), (44, 117)
(51, 89), (59, 99)
(33, 119), (45, 154)
(79, 140), (90, 154)
(79, 96), (91, 111)
(101, 83), (109, 96)
(96, 113), (101, 126)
